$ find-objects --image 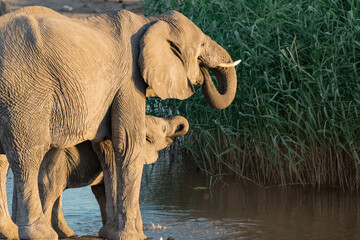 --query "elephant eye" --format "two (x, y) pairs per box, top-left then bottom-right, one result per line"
(162, 126), (166, 133)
